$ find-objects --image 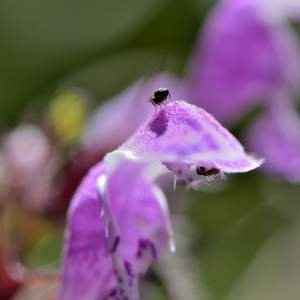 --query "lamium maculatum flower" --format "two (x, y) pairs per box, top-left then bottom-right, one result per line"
(60, 100), (262, 300)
